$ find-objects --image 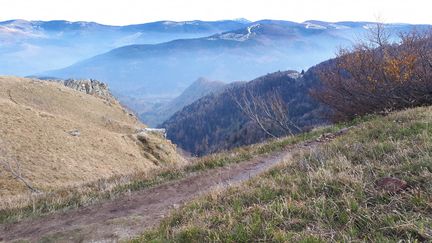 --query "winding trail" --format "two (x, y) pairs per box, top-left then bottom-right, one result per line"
(0, 130), (347, 242)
